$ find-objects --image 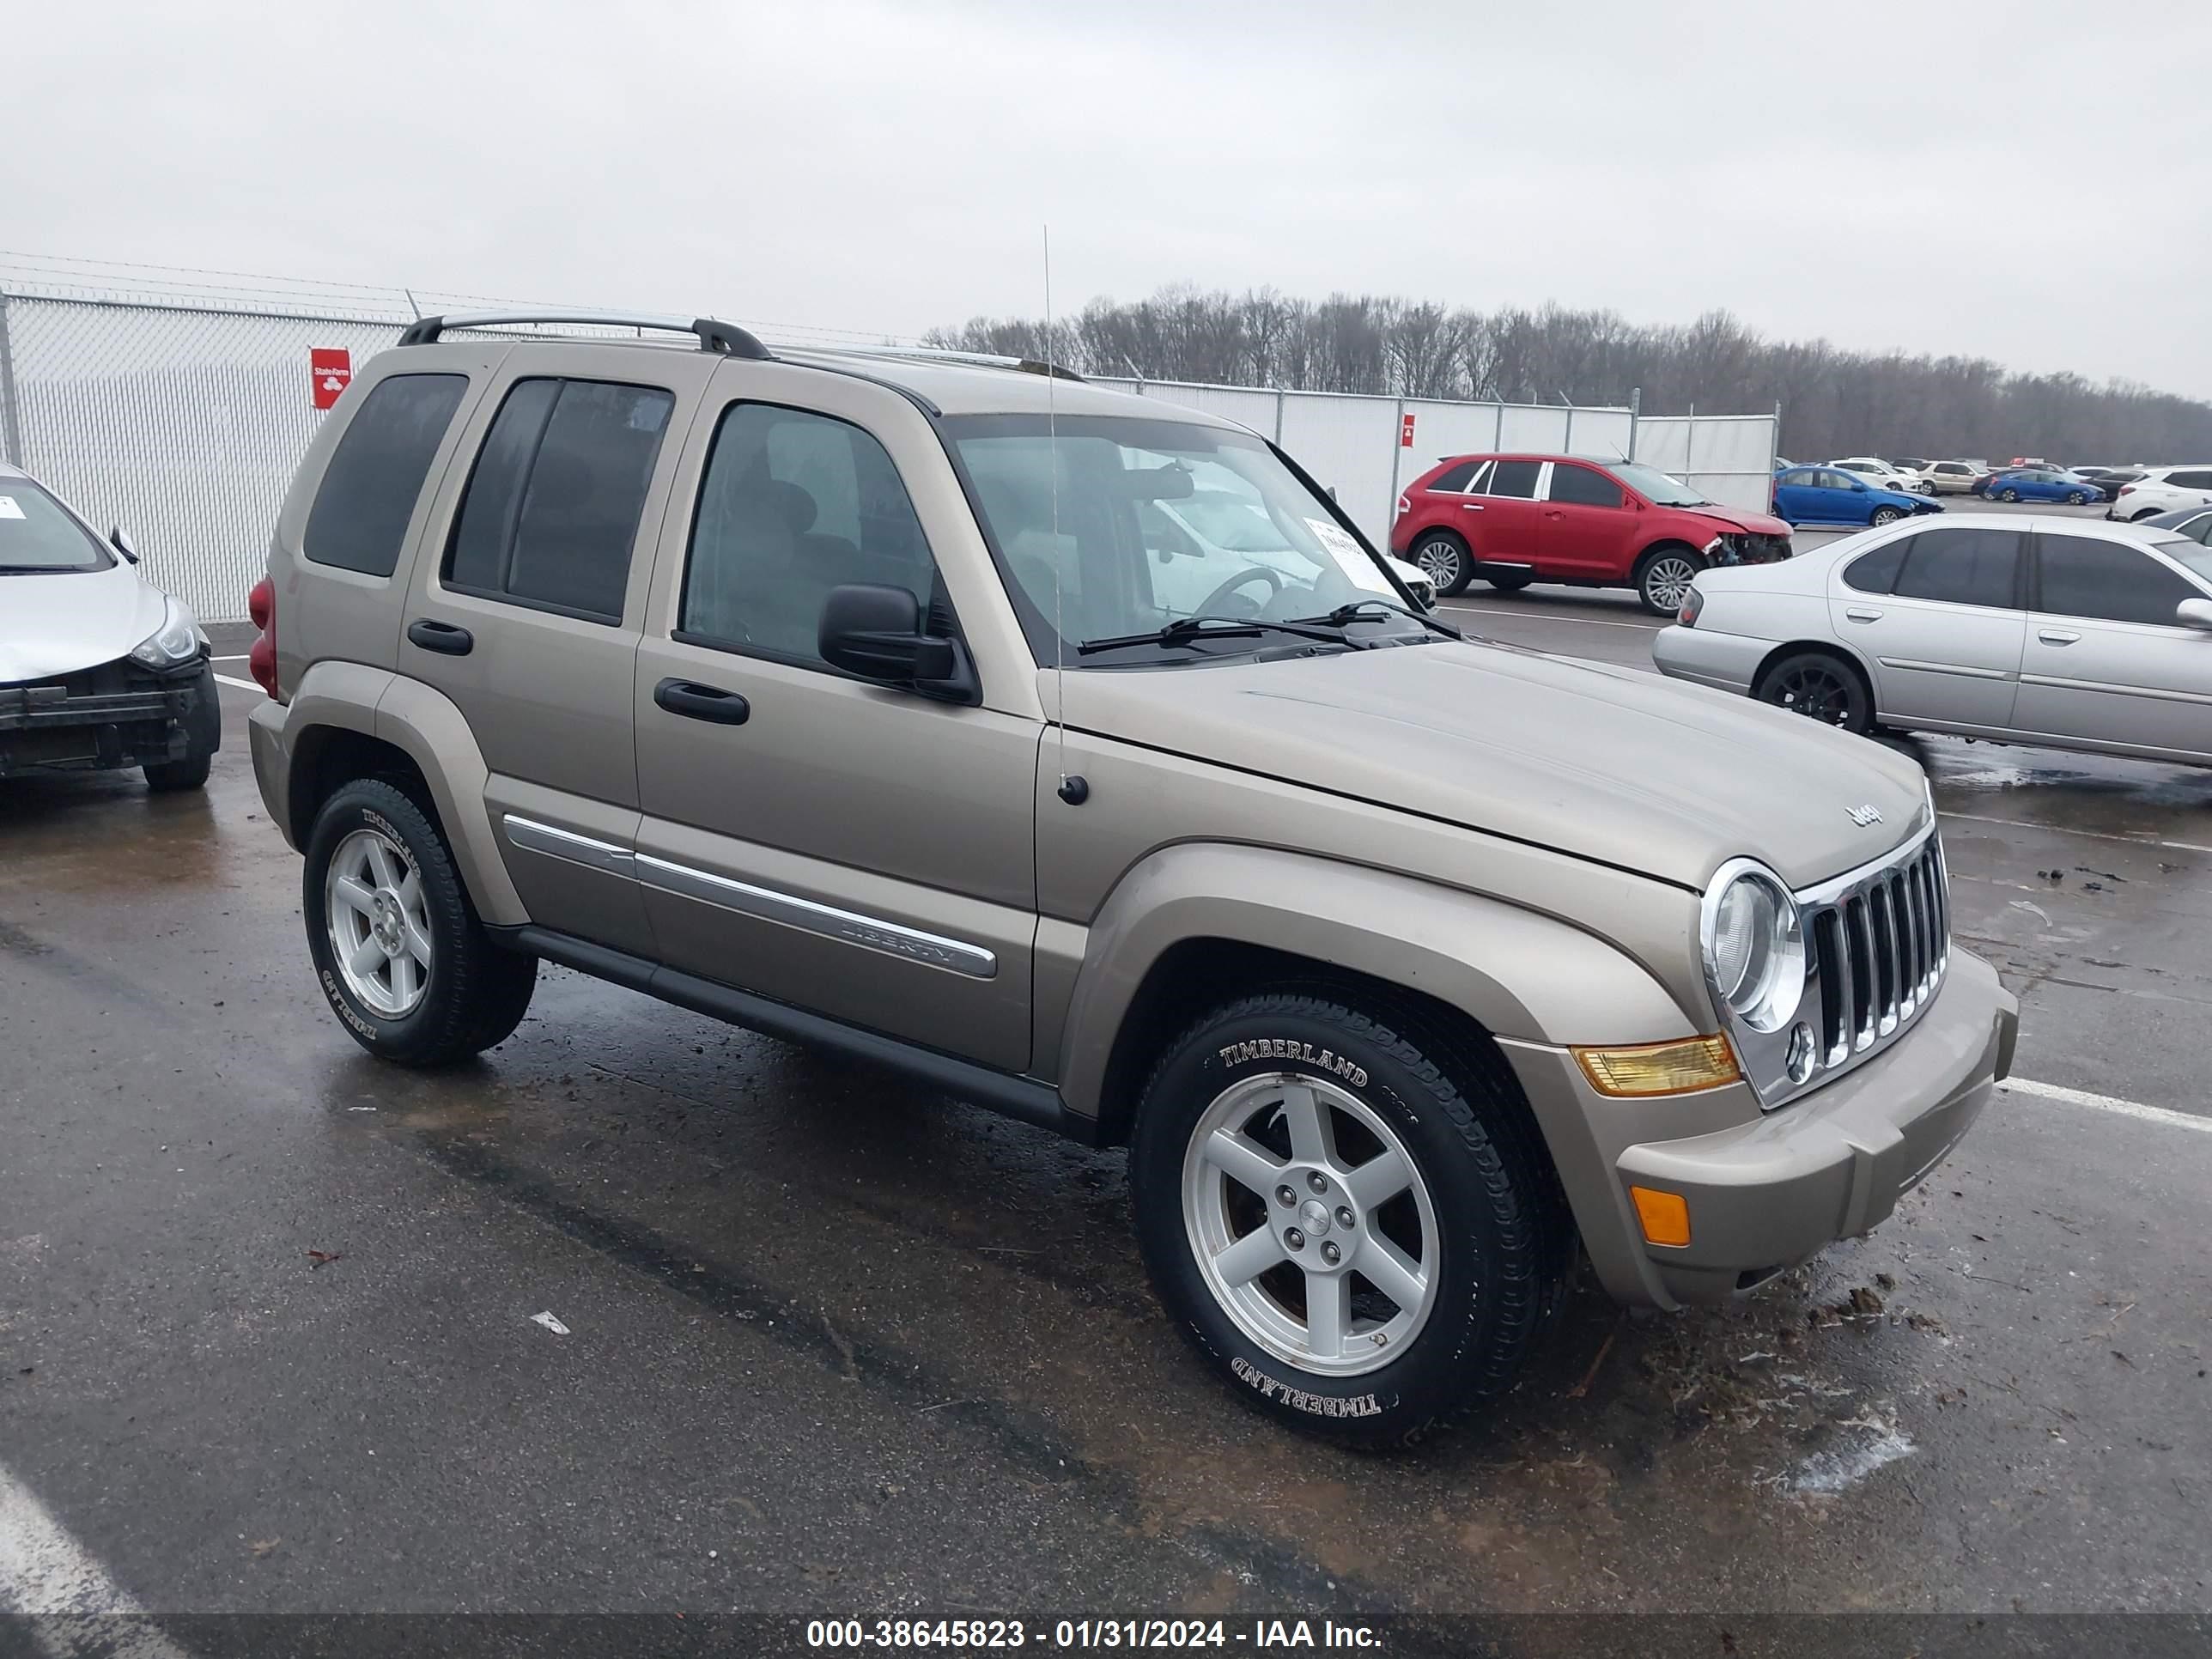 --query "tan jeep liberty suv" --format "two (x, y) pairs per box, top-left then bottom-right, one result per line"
(246, 311), (2019, 1445)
